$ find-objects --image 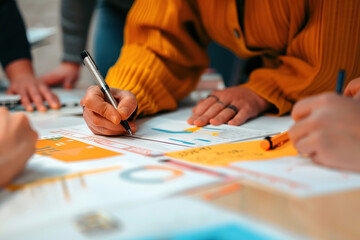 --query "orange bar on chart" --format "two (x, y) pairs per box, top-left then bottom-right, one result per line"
(36, 137), (122, 162)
